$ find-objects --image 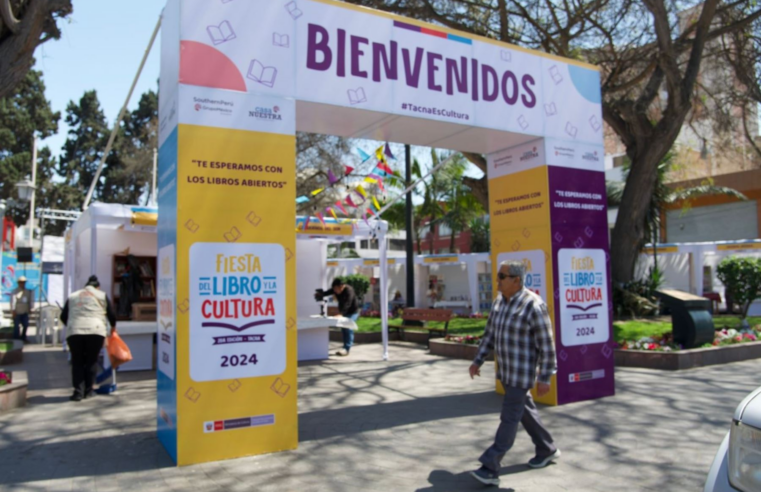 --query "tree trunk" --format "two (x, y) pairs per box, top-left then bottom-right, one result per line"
(450, 229), (455, 251)
(463, 176), (488, 210)
(0, 0), (72, 99)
